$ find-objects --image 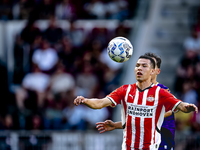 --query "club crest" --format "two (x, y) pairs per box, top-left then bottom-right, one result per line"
(147, 96), (155, 102)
